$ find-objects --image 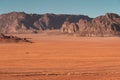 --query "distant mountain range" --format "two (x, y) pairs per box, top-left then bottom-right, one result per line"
(0, 12), (120, 36)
